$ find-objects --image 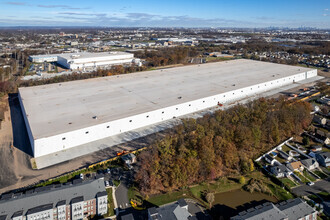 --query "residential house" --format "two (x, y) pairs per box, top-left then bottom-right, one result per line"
(278, 150), (292, 161)
(286, 161), (304, 172)
(312, 115), (327, 126)
(301, 158), (319, 170)
(147, 199), (196, 220)
(270, 164), (292, 178)
(315, 152), (330, 167)
(121, 153), (137, 169)
(264, 154), (277, 165)
(276, 198), (317, 220)
(315, 129), (330, 145)
(311, 145), (322, 152)
(121, 213), (135, 220)
(231, 198), (317, 220)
